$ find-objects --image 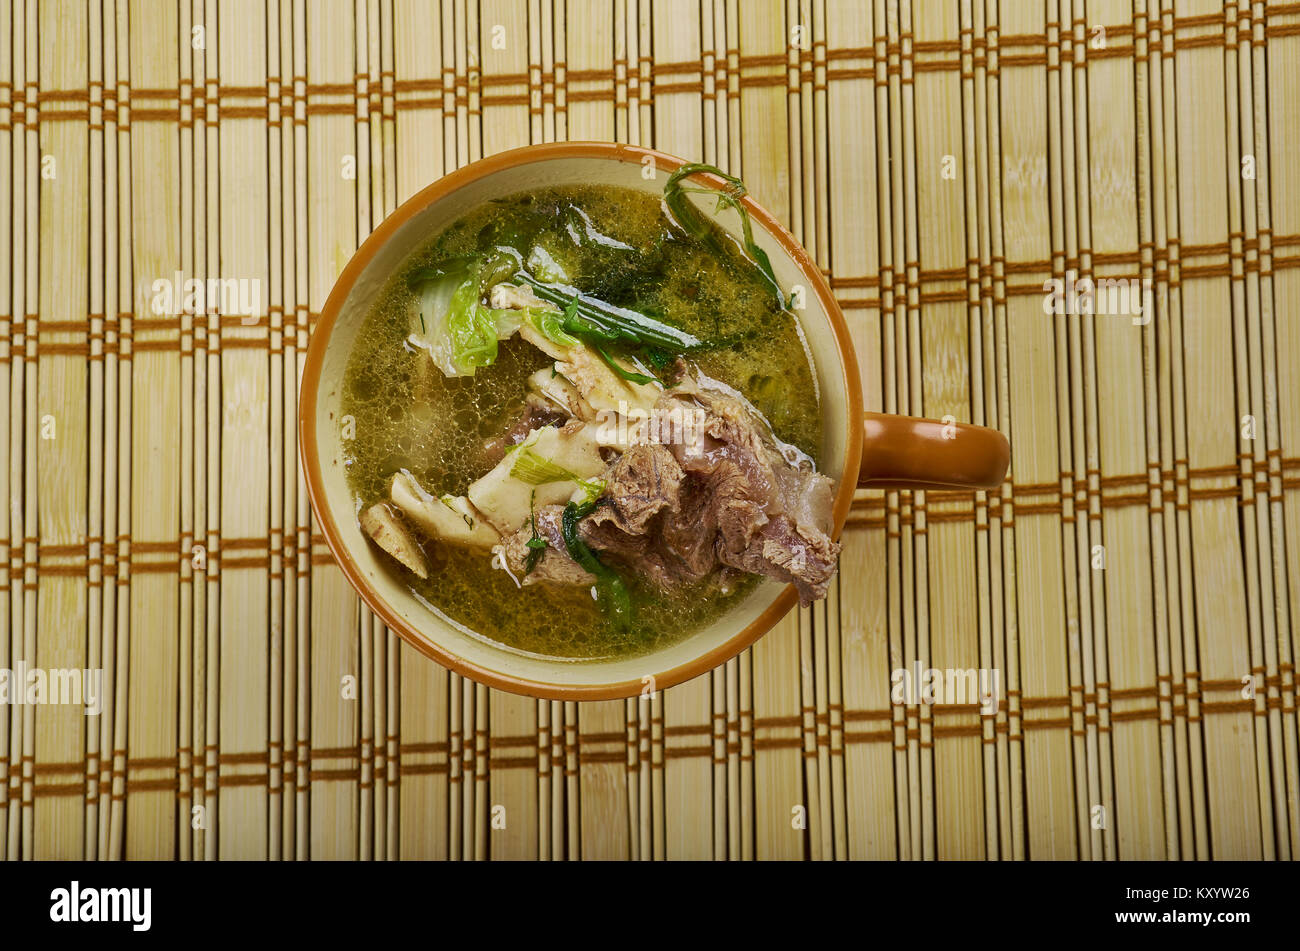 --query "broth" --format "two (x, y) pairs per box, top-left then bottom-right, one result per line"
(342, 183), (822, 659)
